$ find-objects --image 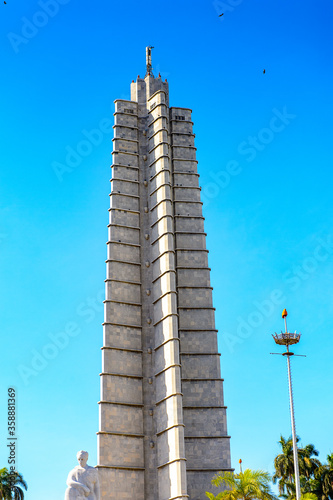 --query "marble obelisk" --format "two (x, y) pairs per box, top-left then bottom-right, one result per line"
(97, 47), (232, 500)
